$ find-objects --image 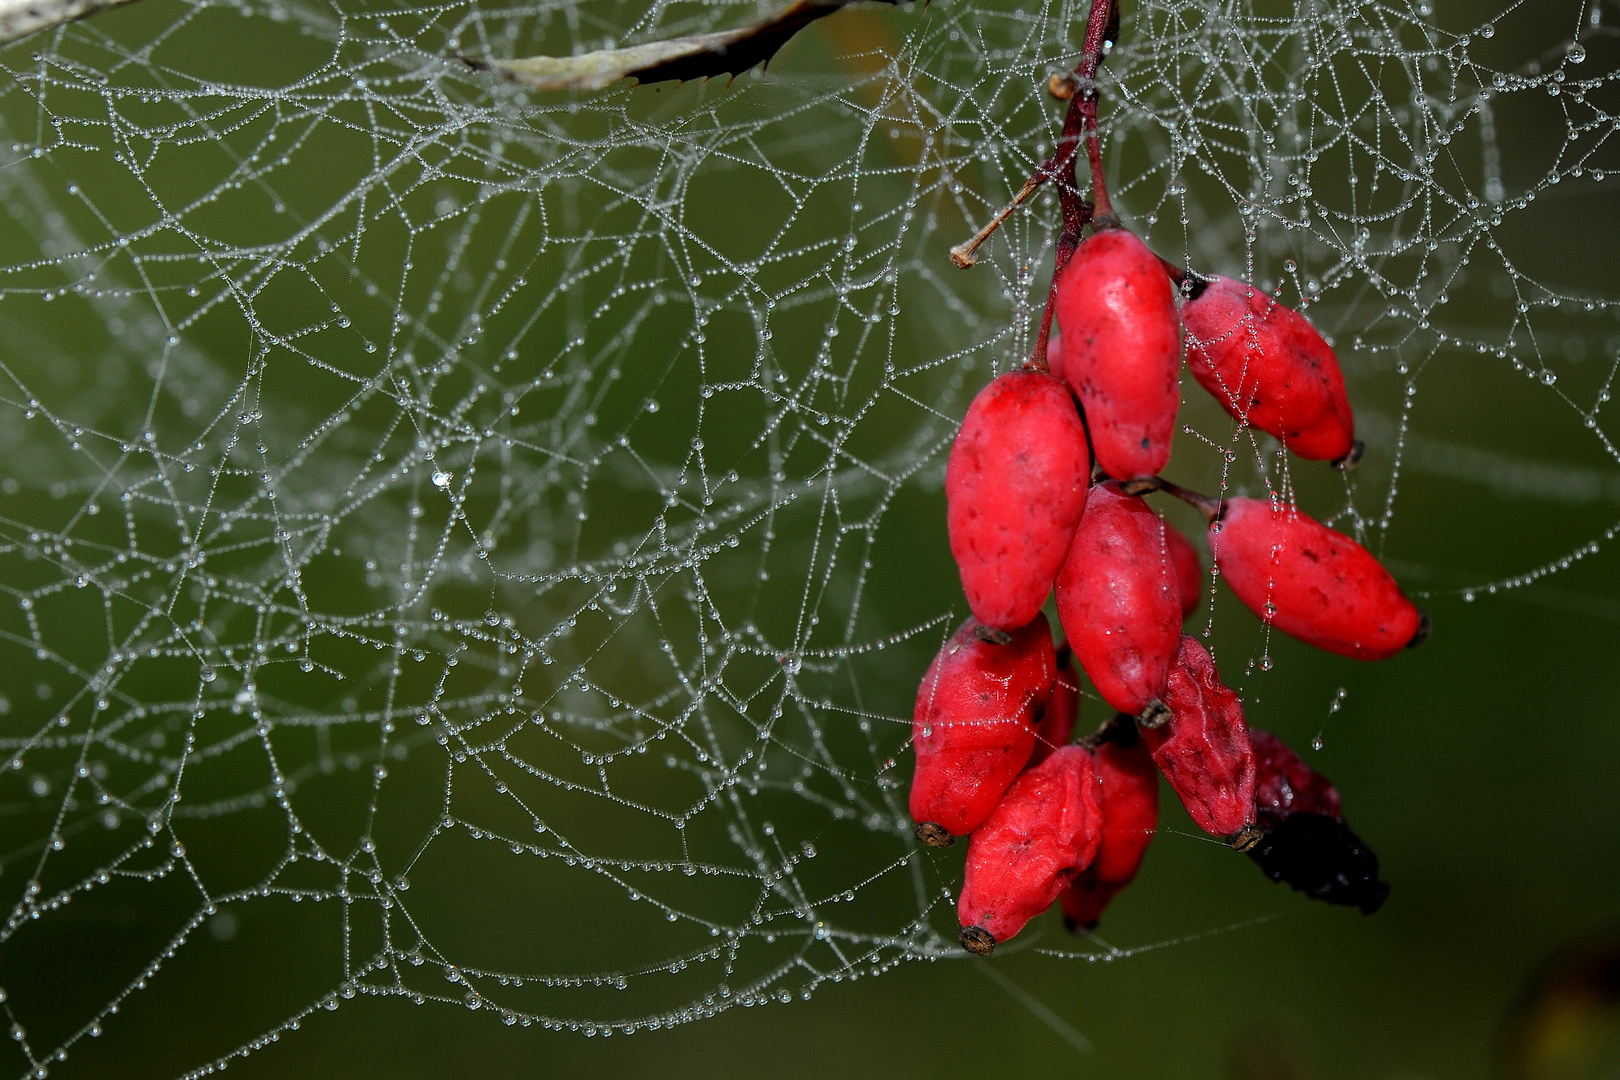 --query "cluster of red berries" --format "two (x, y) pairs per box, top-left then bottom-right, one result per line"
(913, 217), (1422, 956)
